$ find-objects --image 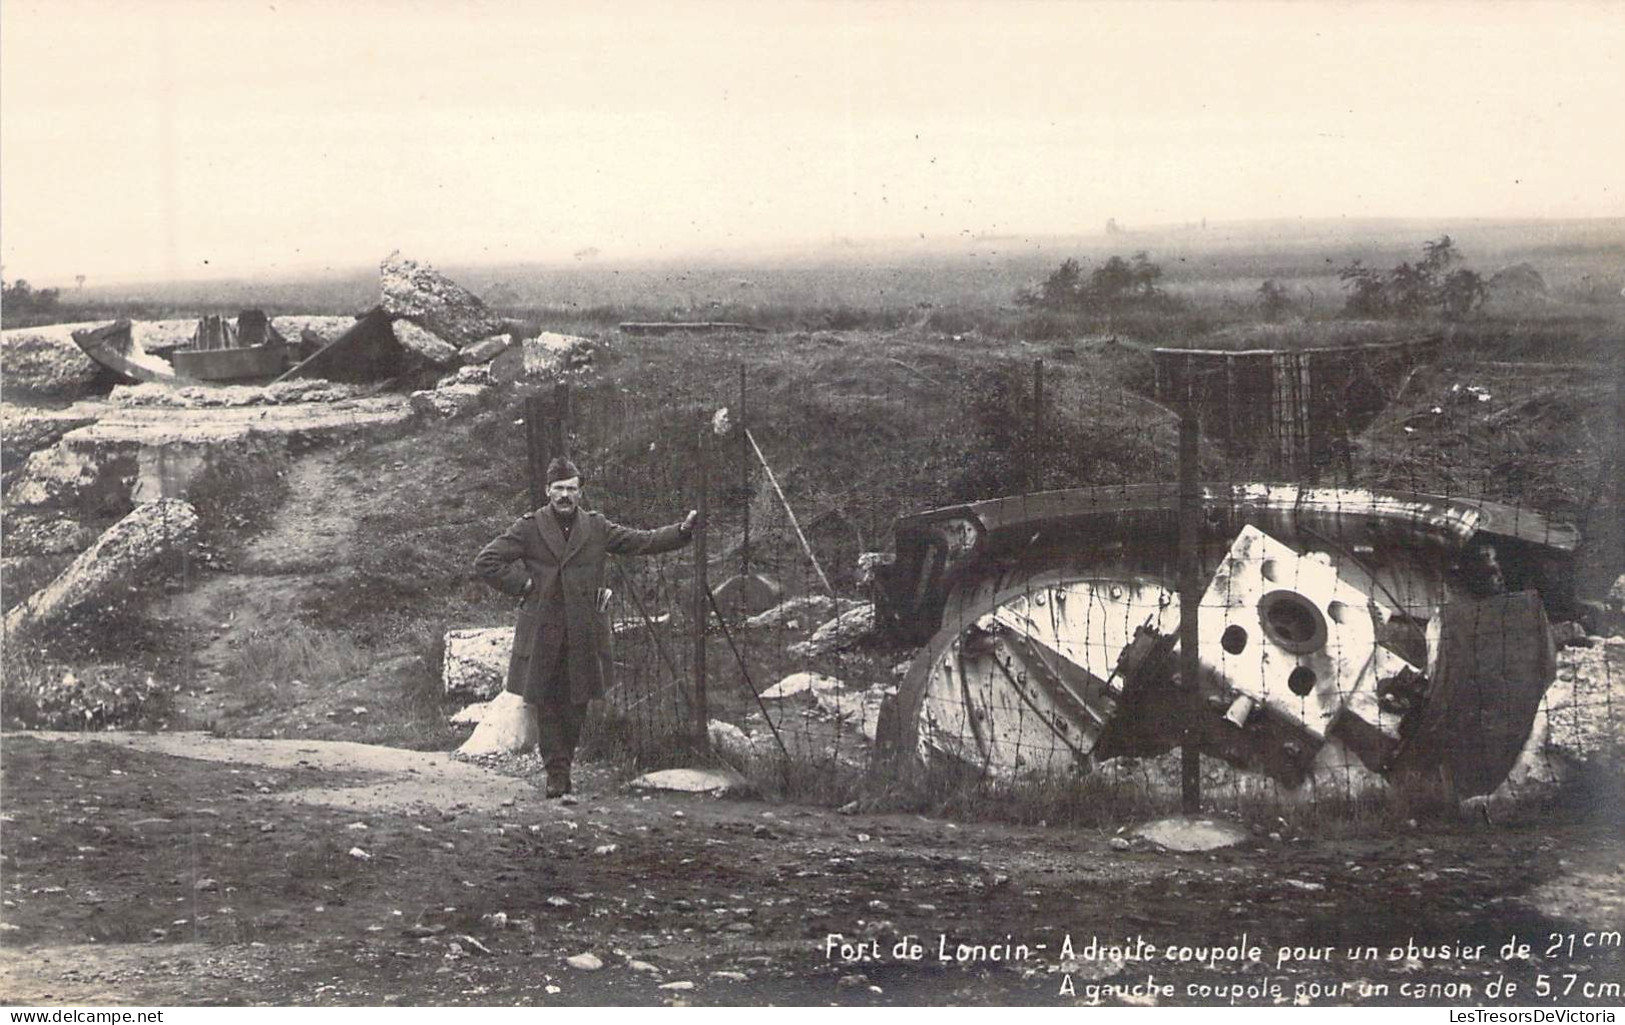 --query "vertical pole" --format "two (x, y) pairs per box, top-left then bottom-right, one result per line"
(524, 394), (548, 510)
(1032, 358), (1044, 490)
(692, 425), (710, 745)
(549, 380), (570, 458)
(739, 364), (749, 575)
(1178, 405), (1202, 816)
